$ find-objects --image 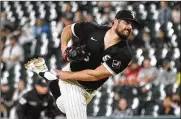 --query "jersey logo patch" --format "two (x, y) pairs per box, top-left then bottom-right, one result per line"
(19, 97), (27, 105)
(131, 12), (135, 19)
(84, 56), (90, 62)
(102, 55), (111, 62)
(112, 60), (121, 68)
(91, 37), (97, 41)
(29, 101), (37, 106)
